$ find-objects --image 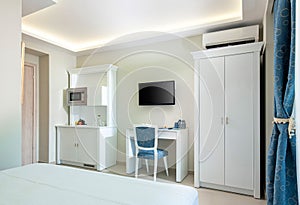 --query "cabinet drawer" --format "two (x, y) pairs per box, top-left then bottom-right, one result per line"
(158, 131), (177, 139)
